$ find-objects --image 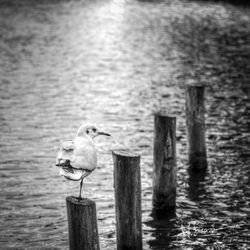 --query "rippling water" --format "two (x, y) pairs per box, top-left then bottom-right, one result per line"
(0, 0), (250, 249)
